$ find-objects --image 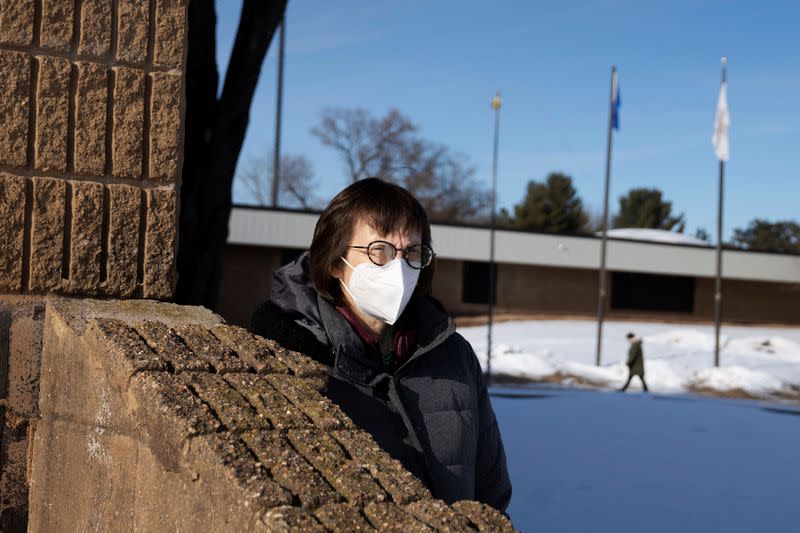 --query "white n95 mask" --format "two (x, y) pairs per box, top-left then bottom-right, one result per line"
(340, 257), (420, 325)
